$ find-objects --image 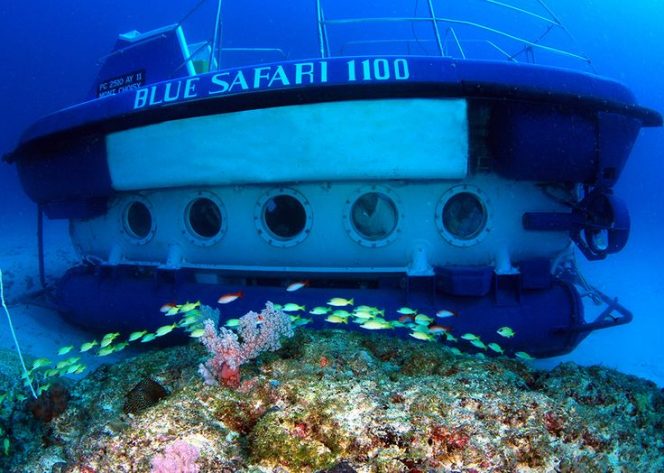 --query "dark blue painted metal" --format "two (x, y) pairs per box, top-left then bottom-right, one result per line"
(596, 112), (642, 187)
(517, 259), (552, 290)
(55, 264), (588, 358)
(4, 57), (658, 221)
(522, 212), (574, 232)
(434, 266), (493, 297)
(14, 134), (112, 217)
(571, 189), (630, 260)
(90, 25), (189, 100)
(9, 57), (660, 149)
(489, 101), (597, 183)
(523, 189), (630, 261)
